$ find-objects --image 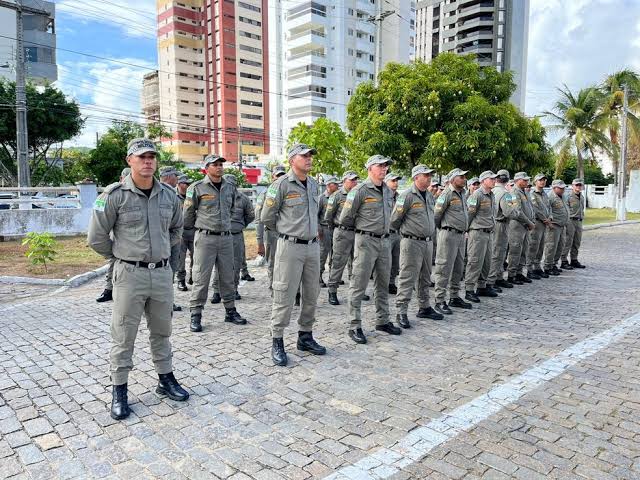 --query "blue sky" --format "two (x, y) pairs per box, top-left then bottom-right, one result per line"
(53, 0), (640, 152)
